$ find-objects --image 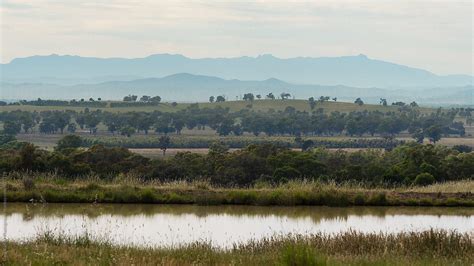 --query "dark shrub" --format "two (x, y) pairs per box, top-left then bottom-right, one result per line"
(56, 135), (83, 151)
(273, 166), (301, 181)
(414, 173), (435, 186)
(453, 145), (472, 153)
